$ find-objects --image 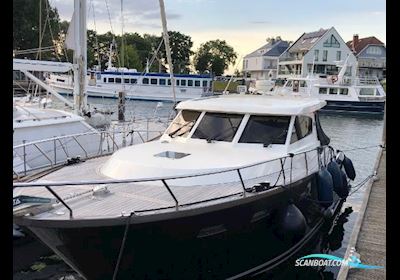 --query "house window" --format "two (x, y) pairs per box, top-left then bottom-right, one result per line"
(323, 50), (328, 61)
(367, 46), (382, 55)
(188, 80), (193, 86)
(143, 78), (149, 84)
(314, 50), (319, 61)
(150, 78), (158, 85)
(323, 35), (340, 48)
(336, 51), (341, 61)
(195, 80), (201, 87)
